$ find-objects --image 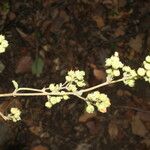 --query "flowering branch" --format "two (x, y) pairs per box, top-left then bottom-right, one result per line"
(0, 34), (150, 122)
(0, 76), (131, 98)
